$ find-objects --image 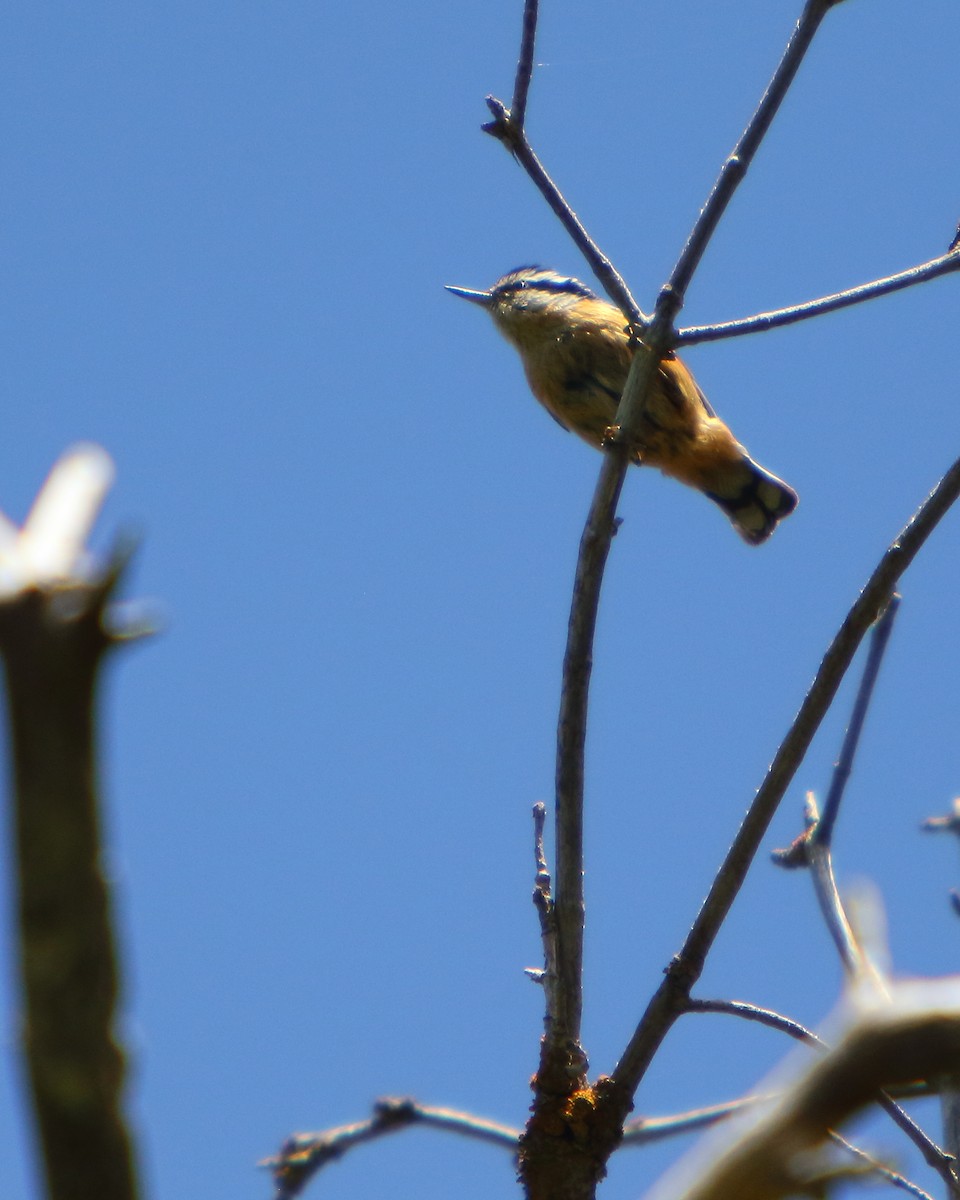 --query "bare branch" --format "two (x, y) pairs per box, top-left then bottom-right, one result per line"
(607, 451), (960, 1111)
(528, 801), (560, 1006)
(940, 1082), (960, 1198)
(657, 993), (960, 1200)
(622, 1096), (767, 1146)
(483, 6), (849, 1070)
(773, 598), (902, 983)
(478, 4), (959, 1197)
(677, 250), (960, 346)
(609, 0), (839, 489)
(509, 0), (538, 130)
(828, 1132), (936, 1200)
(624, 1095), (938, 1200)
(921, 799), (960, 917)
(881, 1098), (956, 1188)
(796, 791), (887, 987)
(264, 1098), (520, 1199)
(549, 453), (628, 1054)
(482, 97), (647, 326)
(686, 999), (956, 1186)
(762, 596), (960, 1187)
(816, 594), (900, 849)
(685, 998), (823, 1048)
(658, 0), (835, 316)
